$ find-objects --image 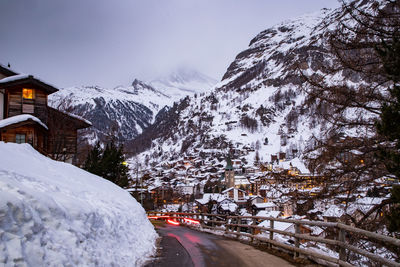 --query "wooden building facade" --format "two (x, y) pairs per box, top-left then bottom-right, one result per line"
(0, 65), (90, 164)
